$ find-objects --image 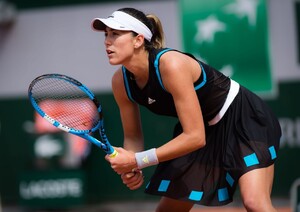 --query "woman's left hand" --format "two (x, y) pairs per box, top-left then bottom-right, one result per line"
(121, 170), (144, 190)
(105, 147), (137, 174)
